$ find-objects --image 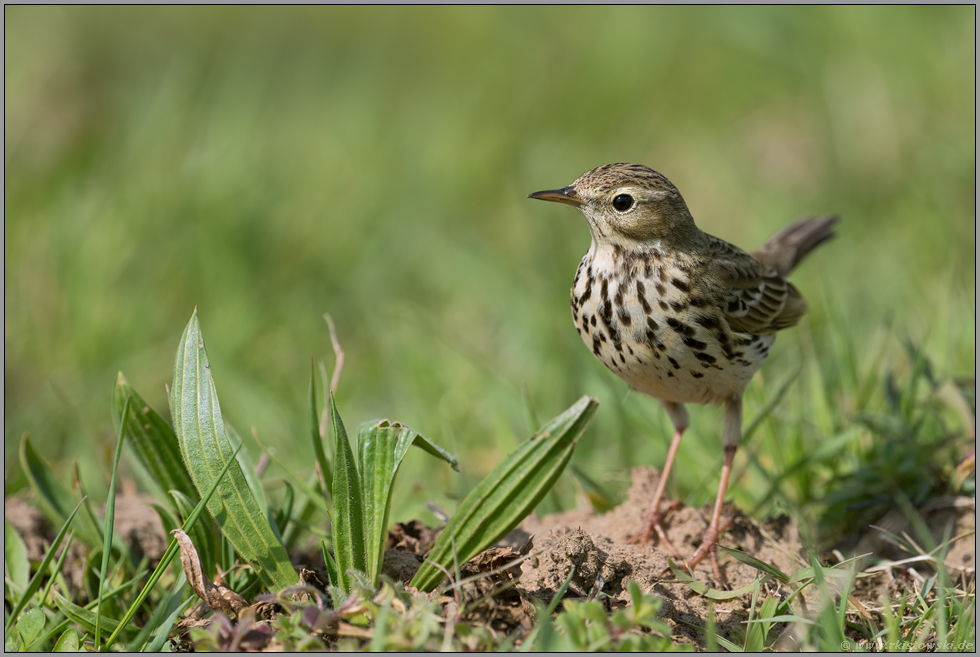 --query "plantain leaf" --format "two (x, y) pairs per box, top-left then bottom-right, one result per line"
(53, 590), (138, 643)
(171, 308), (297, 590)
(52, 628), (79, 652)
(4, 520), (29, 595)
(411, 395), (597, 592)
(357, 419), (457, 585)
(329, 394), (364, 593)
(113, 373), (197, 504)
